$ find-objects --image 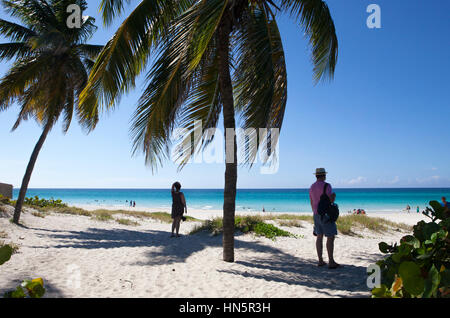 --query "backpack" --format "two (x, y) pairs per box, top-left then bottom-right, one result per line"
(317, 183), (339, 223)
